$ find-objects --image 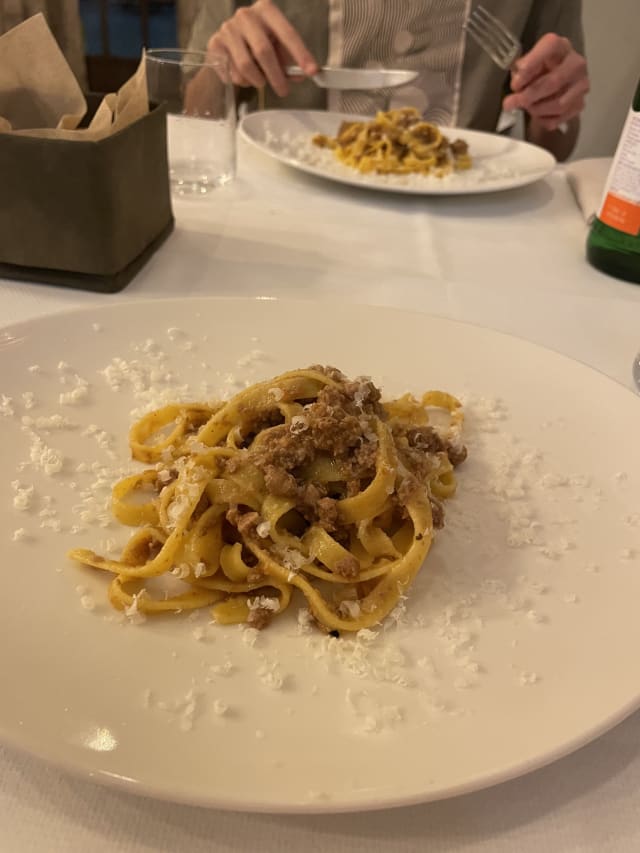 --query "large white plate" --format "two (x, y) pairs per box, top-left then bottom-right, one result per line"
(239, 110), (556, 195)
(1, 297), (640, 814)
